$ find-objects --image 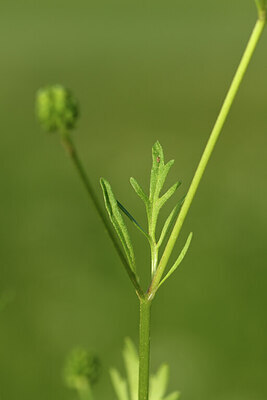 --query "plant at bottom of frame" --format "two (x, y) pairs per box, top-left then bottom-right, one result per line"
(100, 141), (191, 399)
(110, 338), (180, 400)
(100, 140), (192, 292)
(63, 347), (101, 400)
